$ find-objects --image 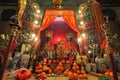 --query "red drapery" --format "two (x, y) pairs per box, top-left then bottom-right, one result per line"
(38, 9), (80, 37)
(40, 15), (57, 31)
(35, 9), (80, 50)
(39, 15), (57, 37)
(40, 21), (78, 51)
(62, 15), (80, 37)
